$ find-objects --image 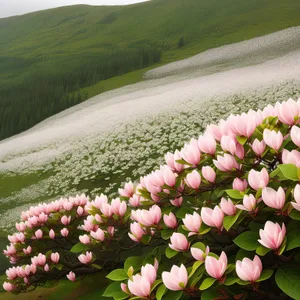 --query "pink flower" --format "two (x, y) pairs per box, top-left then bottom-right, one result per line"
(3, 282), (14, 292)
(162, 166), (176, 187)
(291, 126), (300, 147)
(236, 255), (262, 282)
(206, 124), (222, 141)
(111, 198), (127, 217)
(128, 274), (151, 297)
(232, 178), (247, 192)
(170, 197), (183, 207)
(49, 229), (55, 239)
(44, 264), (49, 272)
(31, 253), (46, 266)
(263, 129), (283, 151)
(165, 150), (184, 173)
(205, 251), (227, 279)
(61, 215), (71, 225)
(60, 228), (69, 237)
(118, 182), (134, 198)
(6, 268), (17, 280)
(79, 234), (91, 244)
(141, 264), (157, 285)
(77, 206), (84, 216)
(262, 187), (285, 210)
(258, 221), (286, 250)
(121, 283), (129, 294)
(282, 149), (300, 167)
(163, 213), (177, 229)
(202, 166), (216, 183)
(169, 233), (189, 252)
(252, 139), (266, 156)
(191, 246), (210, 262)
(129, 194), (141, 207)
(185, 170), (201, 189)
(292, 184), (300, 211)
(35, 229), (43, 239)
(236, 194), (257, 212)
(128, 222), (146, 242)
(198, 133), (216, 155)
(220, 136), (244, 159)
(181, 141), (201, 165)
(107, 226), (115, 237)
(162, 264), (188, 291)
(23, 246), (32, 255)
(78, 251), (93, 264)
(248, 168), (269, 190)
(16, 222), (26, 232)
(229, 114), (257, 137)
(220, 198), (236, 216)
(51, 252), (60, 264)
(213, 154), (239, 171)
(100, 202), (113, 217)
(277, 99), (299, 125)
(63, 201), (73, 211)
(90, 228), (105, 241)
(131, 205), (161, 227)
(201, 206), (224, 229)
(182, 212), (202, 233)
(67, 271), (76, 281)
